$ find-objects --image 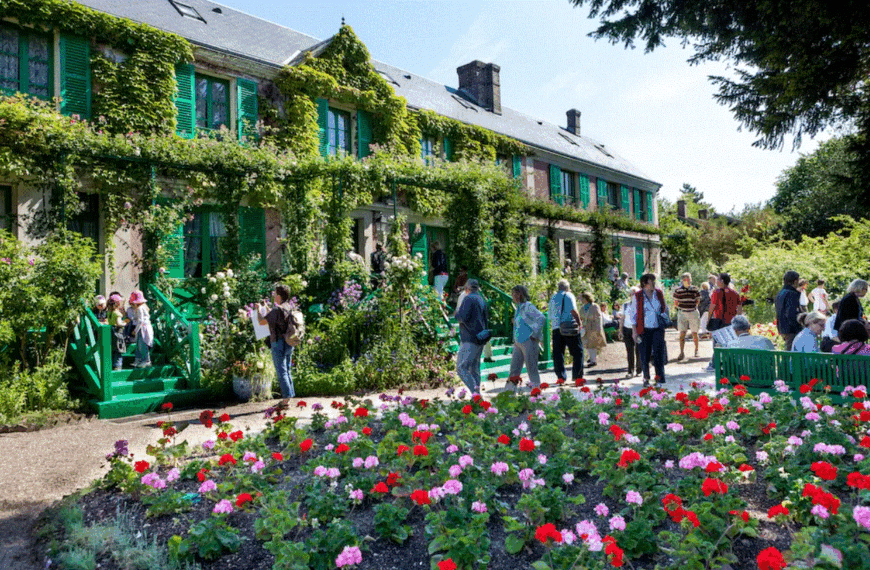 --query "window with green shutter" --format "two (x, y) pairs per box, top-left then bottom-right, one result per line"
(646, 191), (654, 222)
(633, 189), (643, 220)
(420, 136), (436, 161)
(620, 185), (631, 212)
(512, 155), (522, 179)
(444, 137), (454, 162)
(579, 173), (590, 209)
(549, 164), (562, 204)
(236, 77), (258, 142)
(183, 209), (228, 278)
(195, 74), (229, 132)
(635, 246), (644, 280)
(1, 24), (53, 101)
(597, 178), (608, 210)
(238, 207), (266, 269)
(357, 109), (372, 158)
(561, 170), (576, 206)
(316, 98), (329, 157)
(174, 64), (196, 138)
(59, 34), (90, 119)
